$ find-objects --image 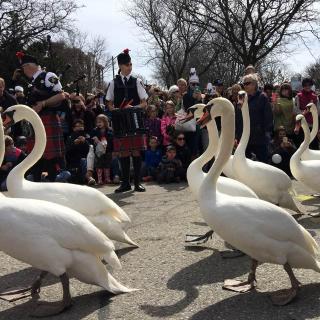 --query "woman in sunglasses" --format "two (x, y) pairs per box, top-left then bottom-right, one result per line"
(173, 132), (191, 180)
